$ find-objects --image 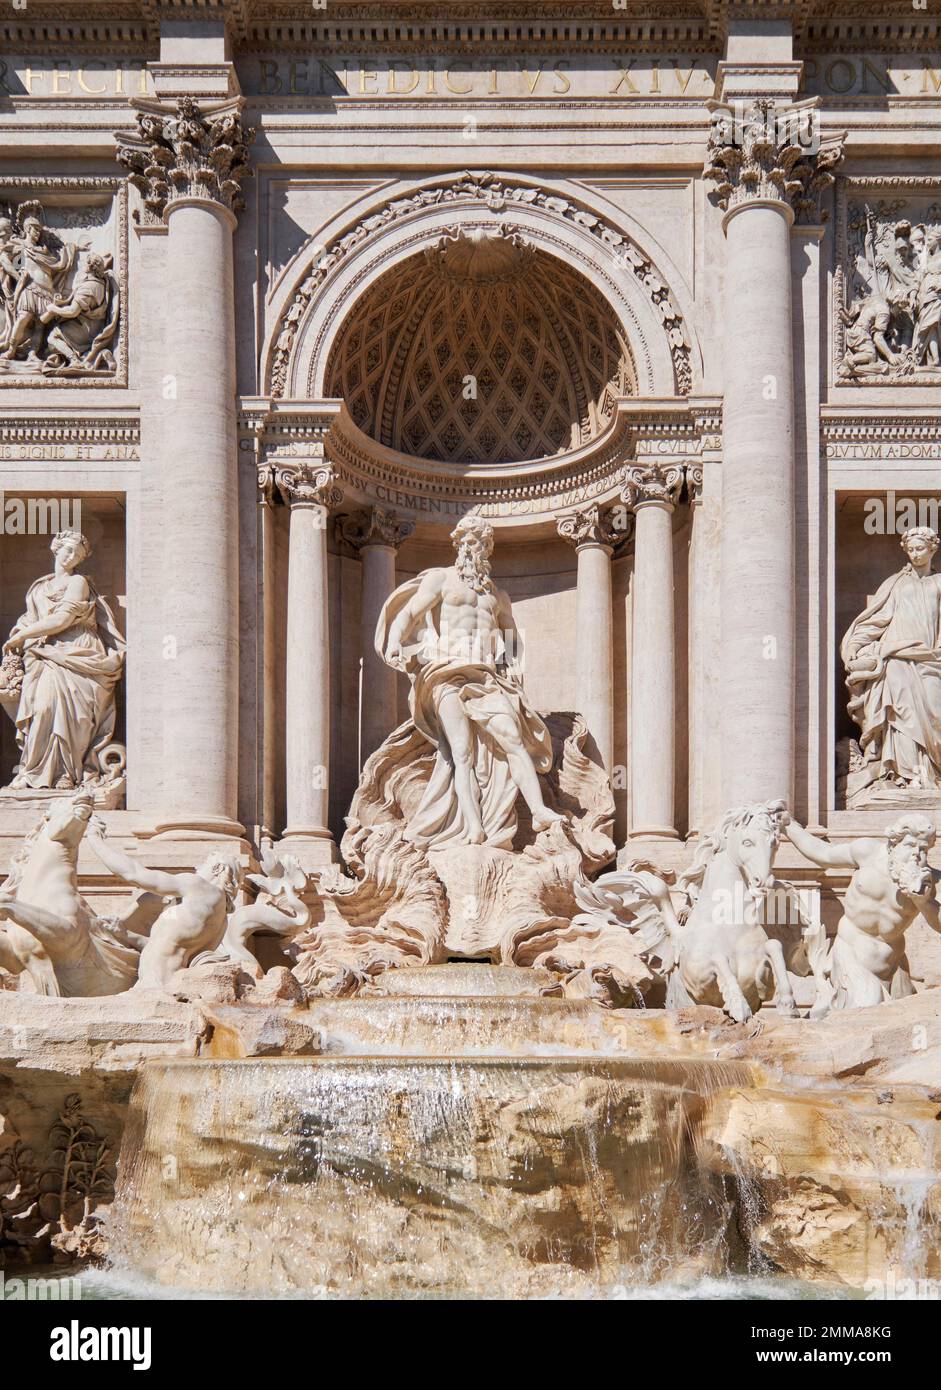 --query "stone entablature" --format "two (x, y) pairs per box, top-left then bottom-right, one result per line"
(239, 400), (718, 527)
